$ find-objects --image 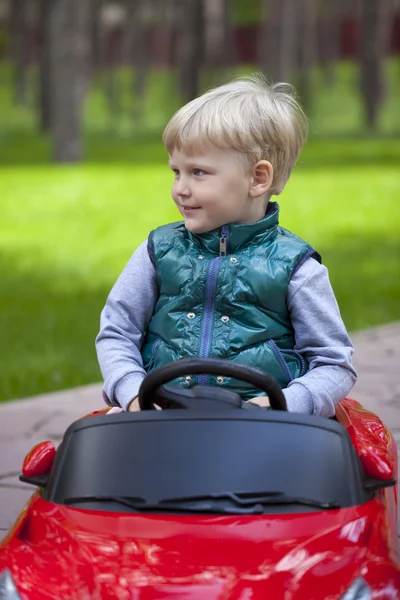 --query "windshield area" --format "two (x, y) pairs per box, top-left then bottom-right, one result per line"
(46, 412), (367, 514)
(64, 491), (341, 514)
